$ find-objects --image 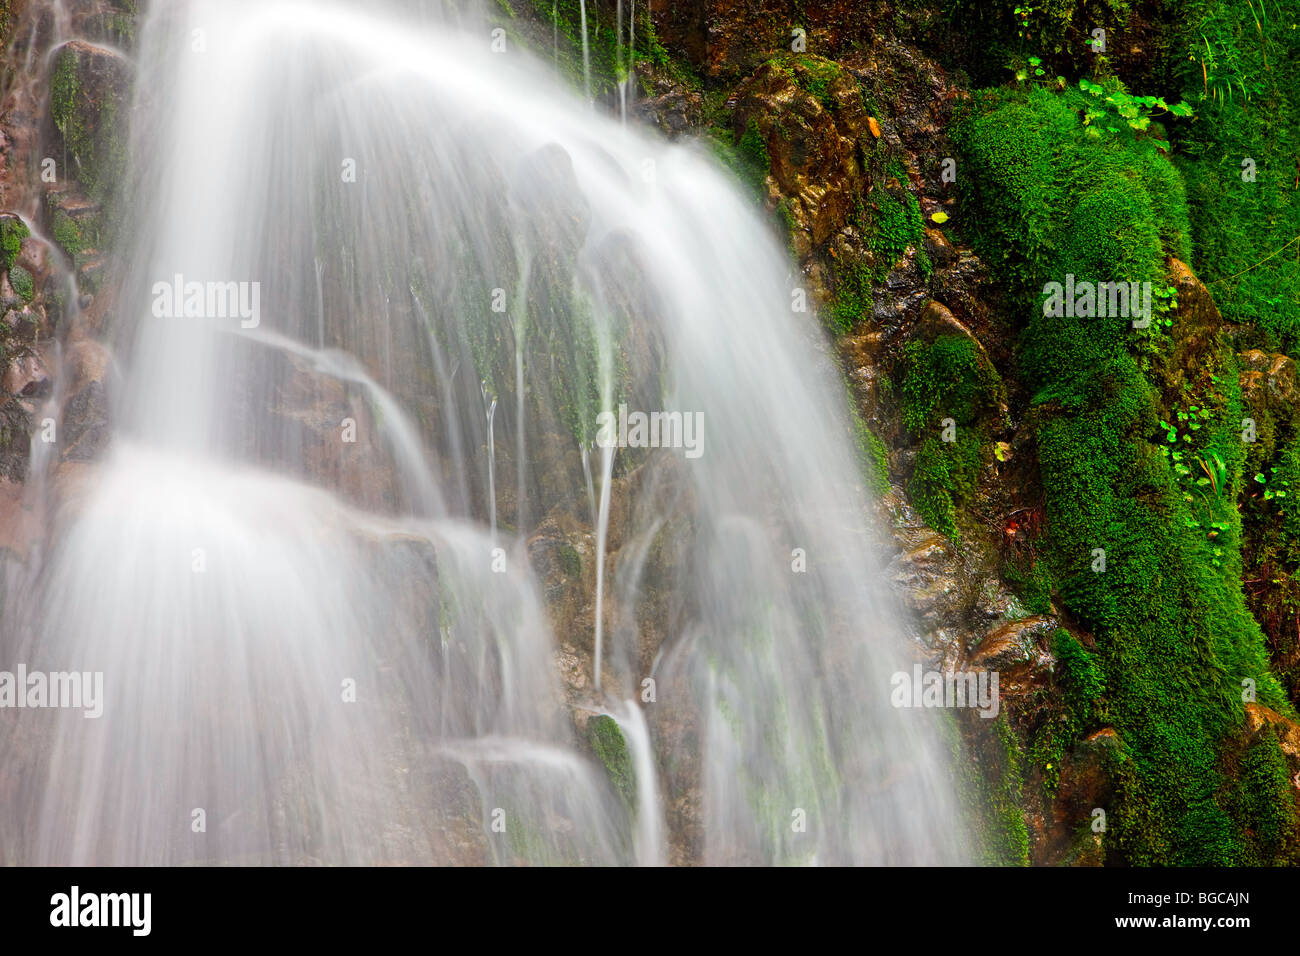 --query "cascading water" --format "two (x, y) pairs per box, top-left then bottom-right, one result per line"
(3, 0), (967, 865)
